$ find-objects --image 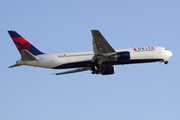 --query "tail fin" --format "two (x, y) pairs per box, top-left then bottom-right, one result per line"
(8, 30), (44, 55)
